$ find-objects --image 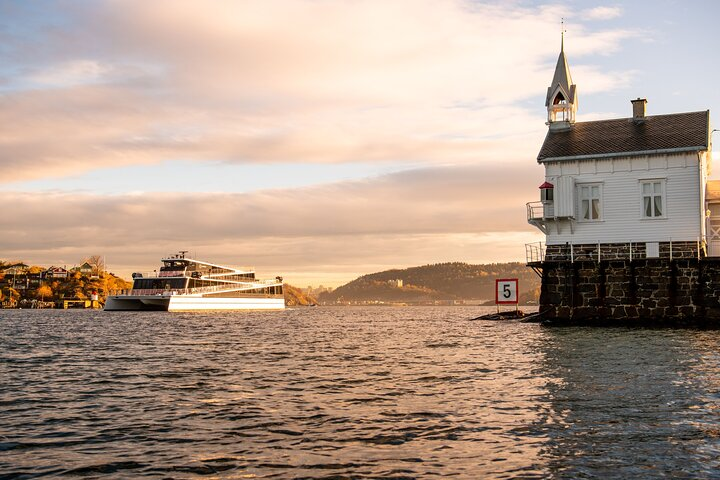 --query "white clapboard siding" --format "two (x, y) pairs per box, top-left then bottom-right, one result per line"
(546, 153), (704, 245)
(553, 175), (575, 217)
